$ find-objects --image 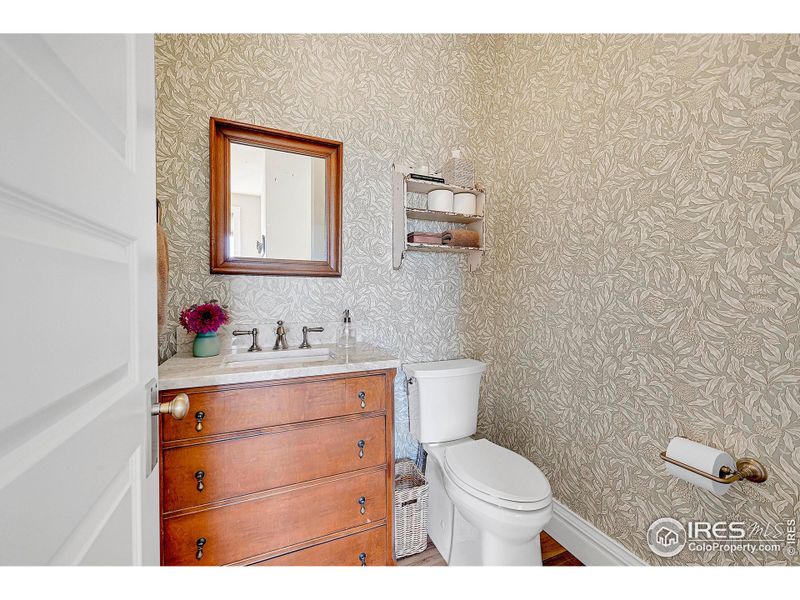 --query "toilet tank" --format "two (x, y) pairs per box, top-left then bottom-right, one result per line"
(404, 359), (487, 443)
